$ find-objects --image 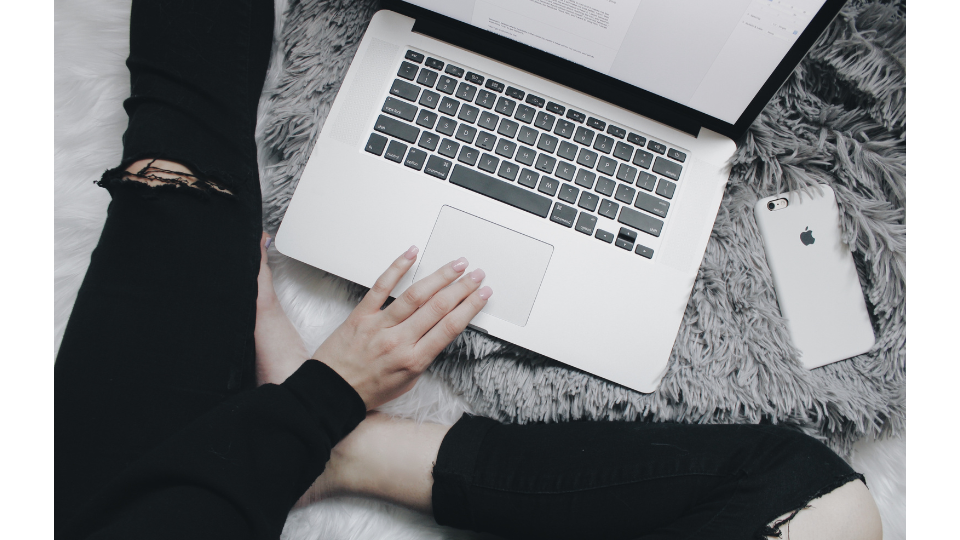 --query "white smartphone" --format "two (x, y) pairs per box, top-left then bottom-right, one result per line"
(755, 185), (875, 369)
